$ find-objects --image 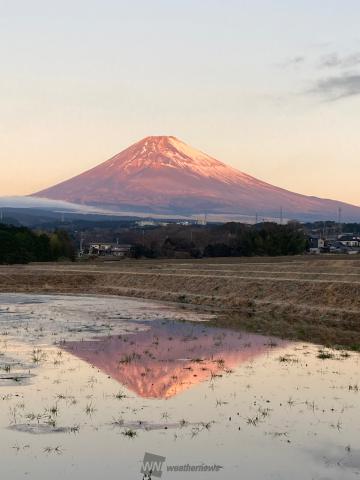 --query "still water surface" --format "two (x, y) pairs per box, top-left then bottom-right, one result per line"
(0, 293), (359, 479)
